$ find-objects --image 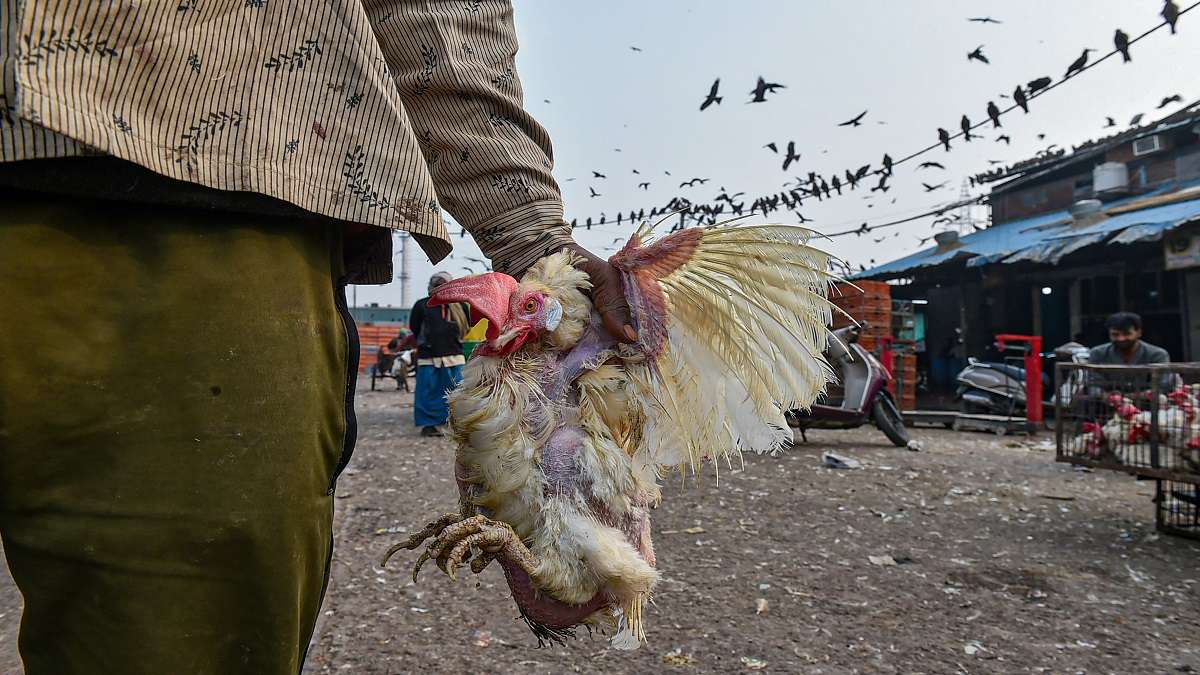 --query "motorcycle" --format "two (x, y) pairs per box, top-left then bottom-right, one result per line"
(787, 324), (911, 447)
